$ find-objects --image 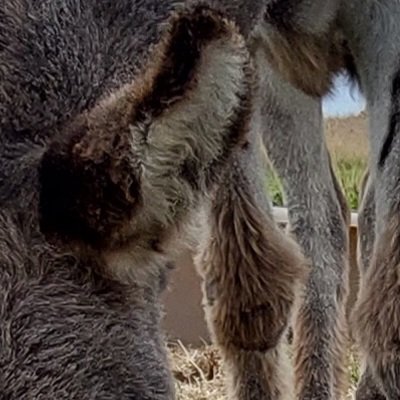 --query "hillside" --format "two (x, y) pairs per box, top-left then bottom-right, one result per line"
(325, 111), (368, 161)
